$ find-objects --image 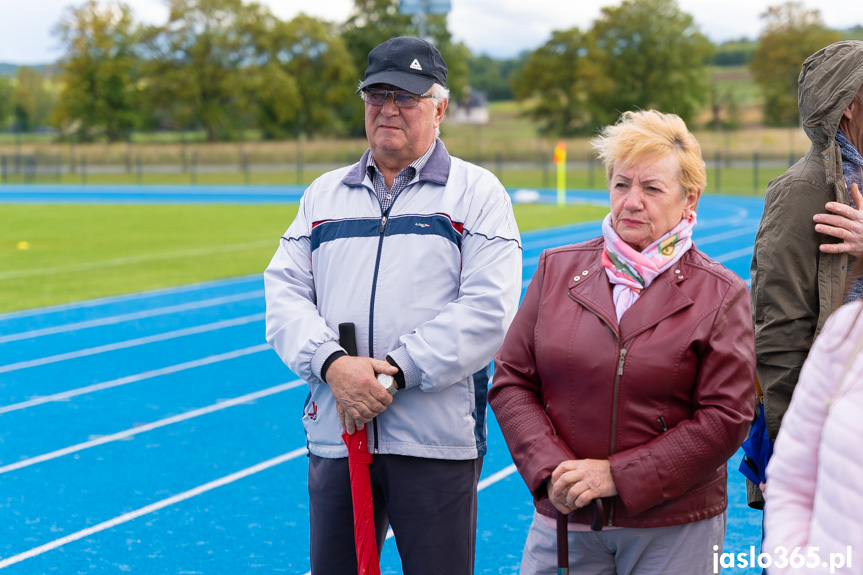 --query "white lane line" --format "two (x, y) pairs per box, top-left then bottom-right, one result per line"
(0, 313), (266, 374)
(0, 291), (263, 344)
(477, 463), (519, 491)
(0, 275), (259, 321)
(0, 448), (308, 570)
(714, 246), (754, 263)
(521, 224), (757, 269)
(0, 241), (275, 281)
(695, 226), (758, 246)
(0, 344), (271, 415)
(0, 379), (305, 476)
(300, 462), (520, 575)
